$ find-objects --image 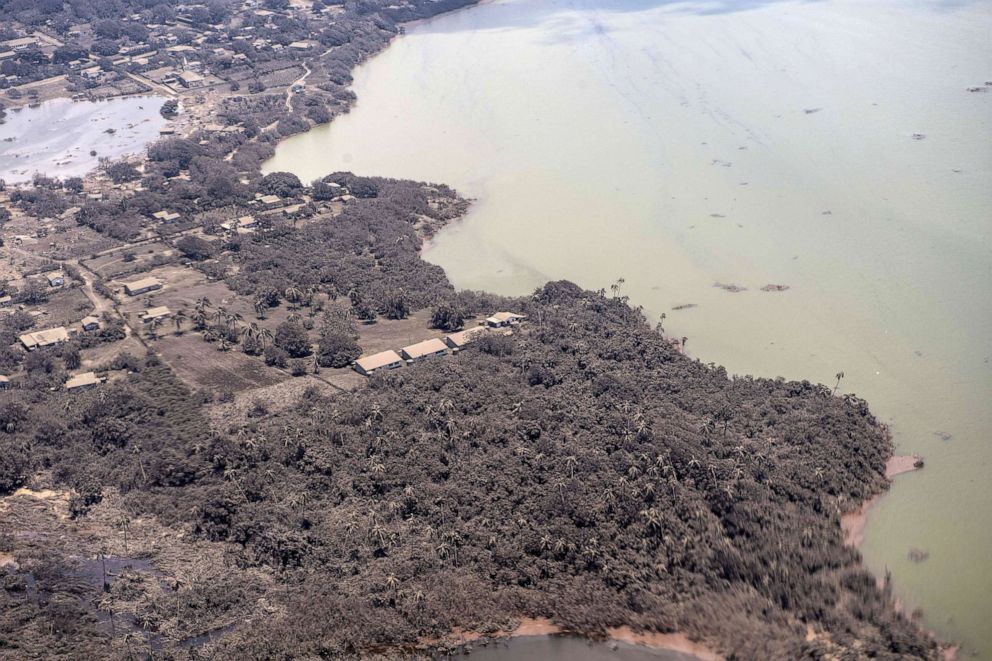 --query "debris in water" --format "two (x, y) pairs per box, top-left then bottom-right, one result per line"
(710, 213), (725, 218)
(911, 133), (926, 140)
(714, 282), (747, 293)
(760, 284), (790, 292)
(803, 108), (822, 114)
(671, 303), (697, 311)
(933, 431), (953, 442)
(908, 548), (930, 563)
(822, 210), (832, 215)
